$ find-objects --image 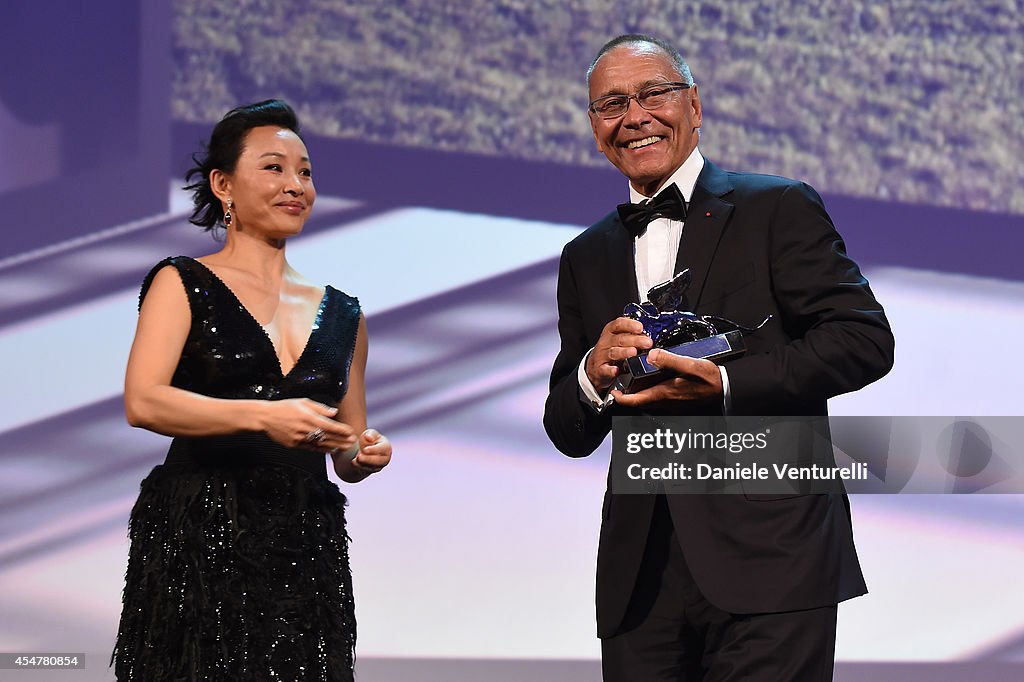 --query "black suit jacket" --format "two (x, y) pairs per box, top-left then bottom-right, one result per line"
(543, 160), (894, 638)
